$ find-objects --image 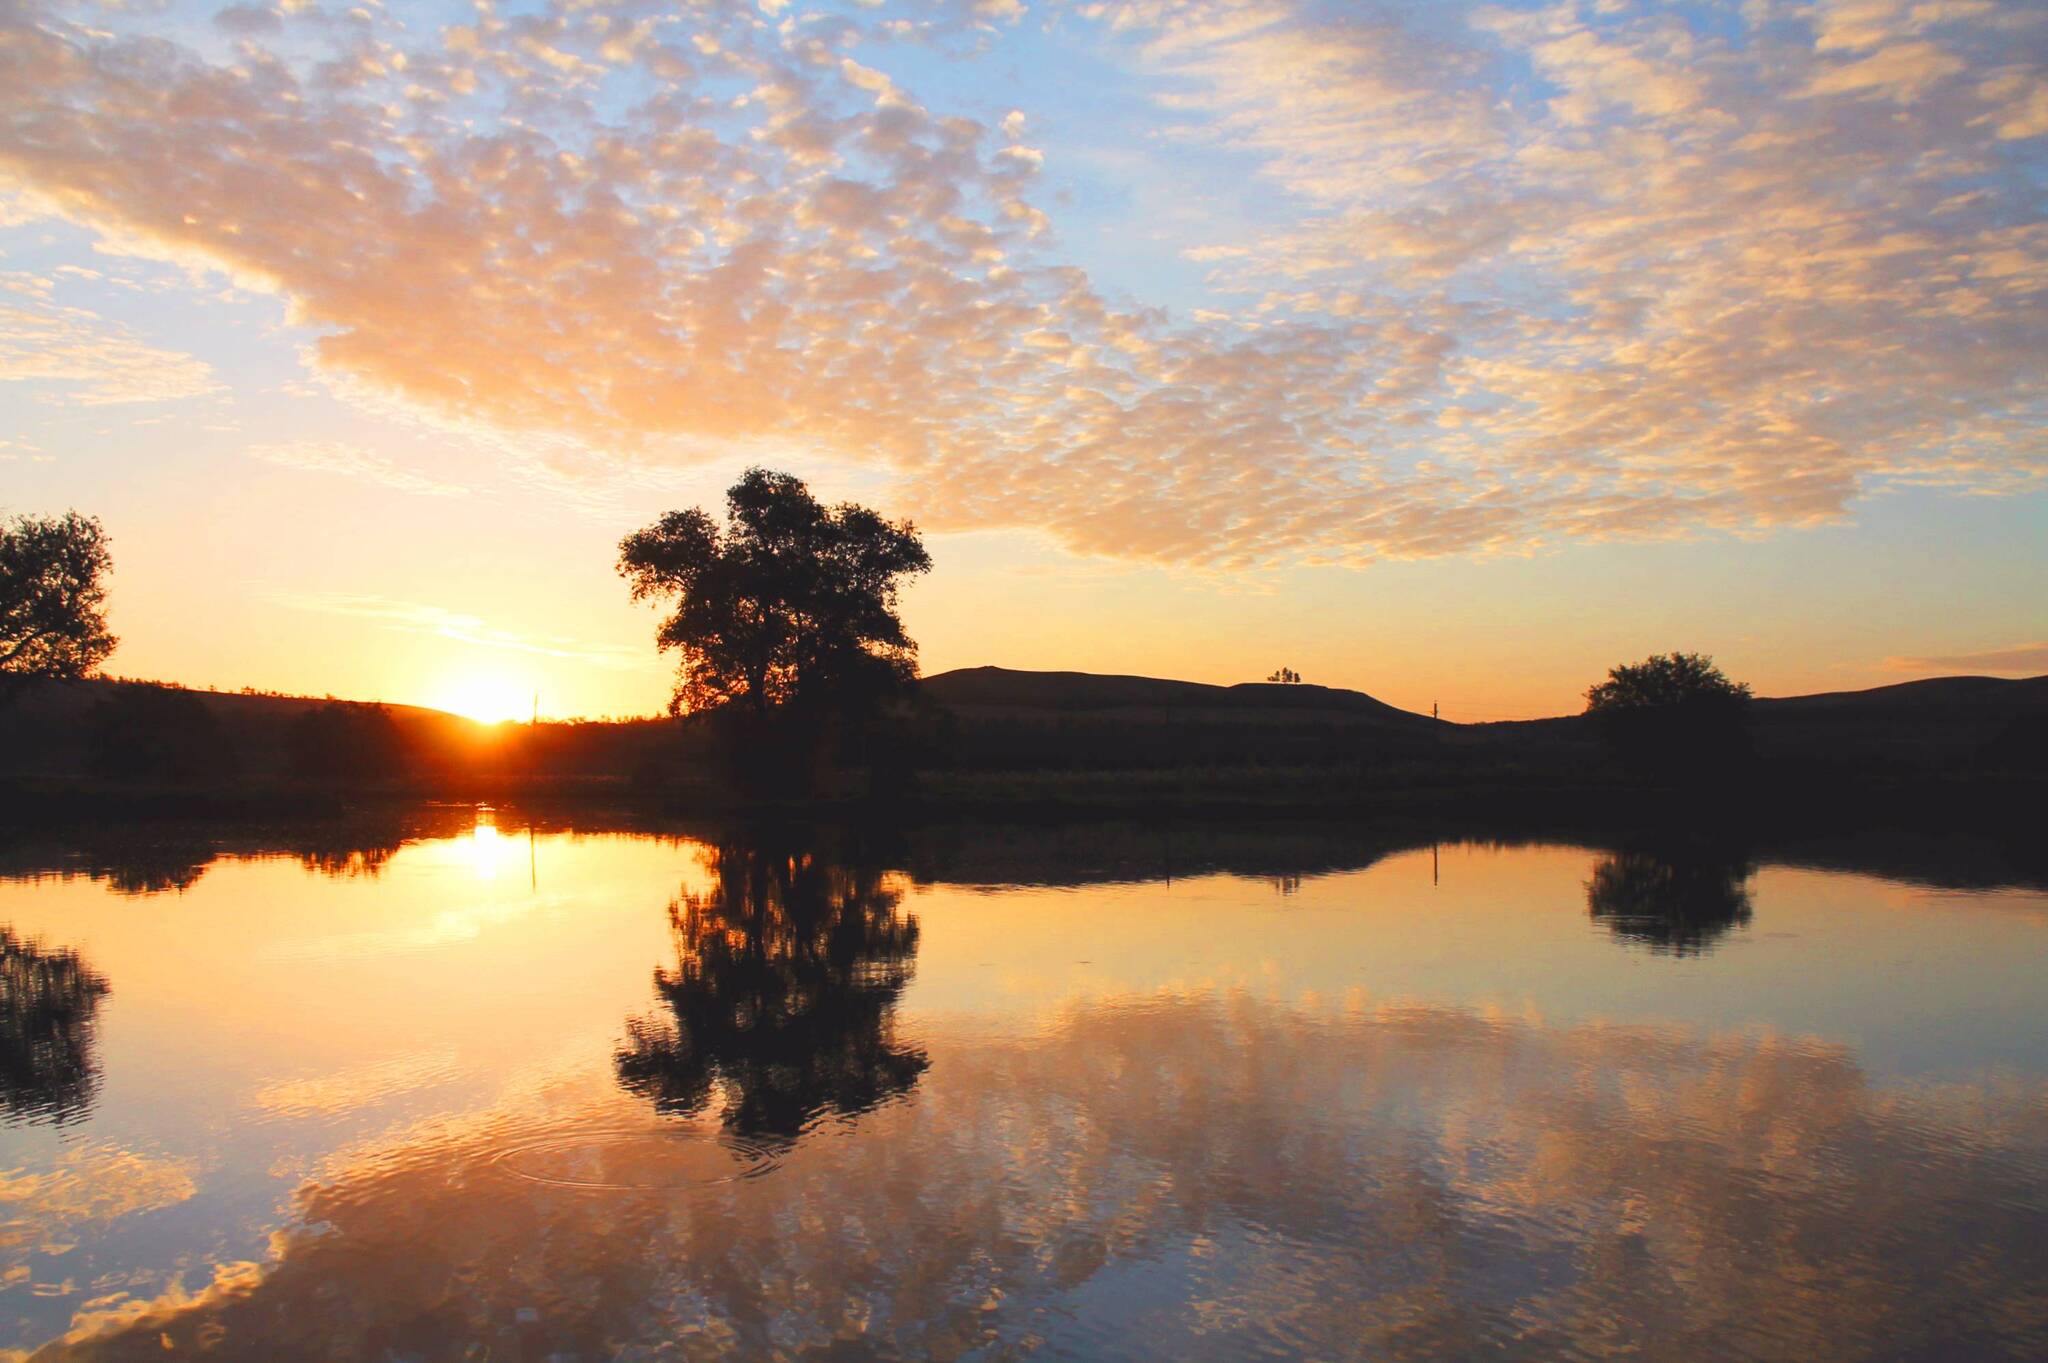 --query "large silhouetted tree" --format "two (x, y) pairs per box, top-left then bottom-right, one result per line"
(1585, 652), (1751, 713)
(0, 511), (116, 682)
(1585, 651), (1753, 777)
(619, 469), (931, 720)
